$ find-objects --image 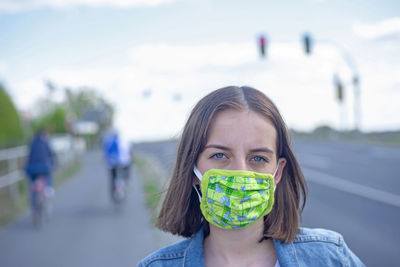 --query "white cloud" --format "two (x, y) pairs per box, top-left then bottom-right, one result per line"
(0, 0), (175, 13)
(9, 41), (400, 141)
(50, 43), (354, 139)
(353, 17), (400, 40)
(11, 78), (48, 114)
(0, 61), (7, 73)
(129, 43), (257, 72)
